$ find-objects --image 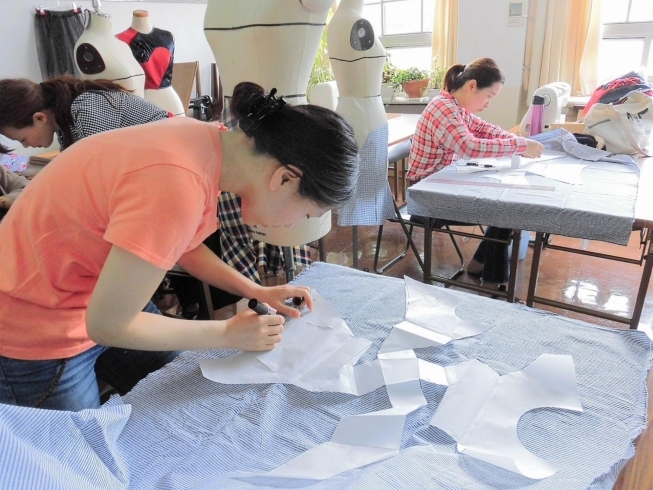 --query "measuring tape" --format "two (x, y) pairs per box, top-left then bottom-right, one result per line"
(421, 179), (556, 191)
